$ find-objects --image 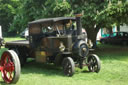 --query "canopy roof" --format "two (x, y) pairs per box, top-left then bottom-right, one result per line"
(28, 17), (76, 25)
